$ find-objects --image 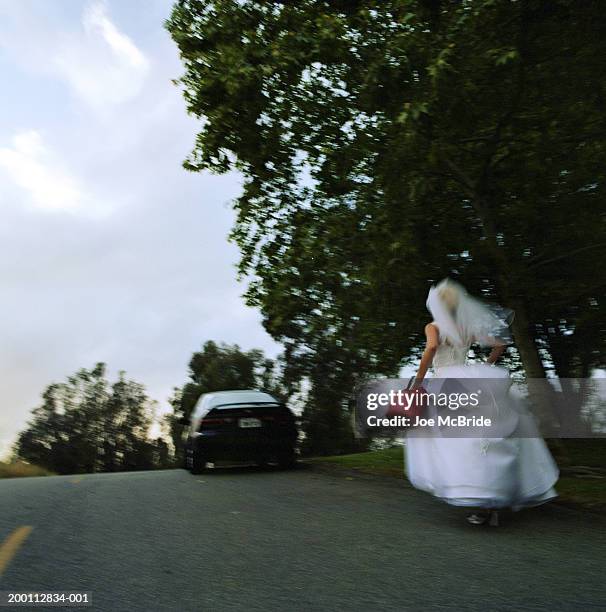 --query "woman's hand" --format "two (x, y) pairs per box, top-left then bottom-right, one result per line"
(410, 377), (424, 390)
(486, 343), (506, 365)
